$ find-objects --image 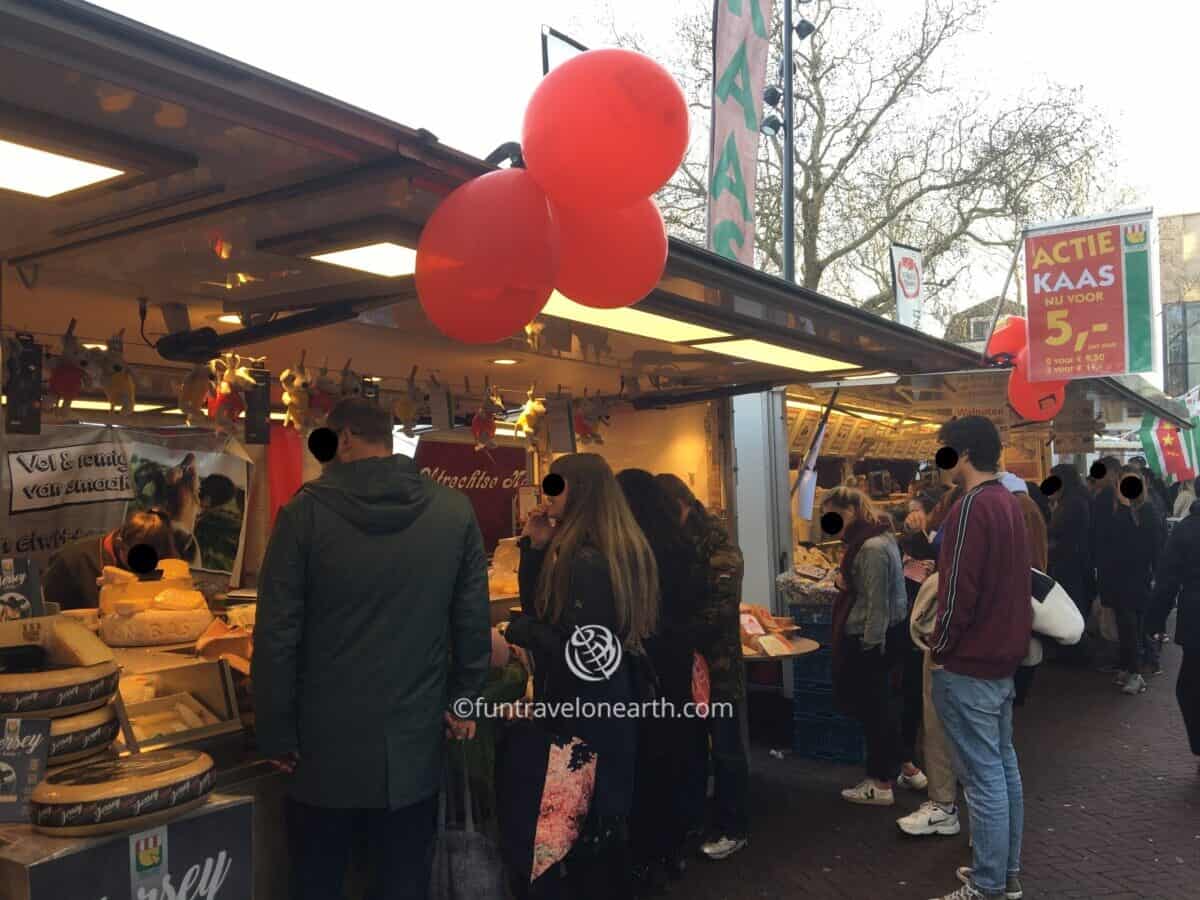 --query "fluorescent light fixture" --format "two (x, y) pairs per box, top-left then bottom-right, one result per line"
(68, 400), (170, 413)
(310, 242), (417, 277)
(700, 339), (857, 374)
(0, 138), (124, 198)
(491, 358), (520, 366)
(494, 426), (520, 438)
(81, 343), (108, 351)
(541, 291), (730, 344)
(217, 314), (243, 325)
(809, 372), (900, 389)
